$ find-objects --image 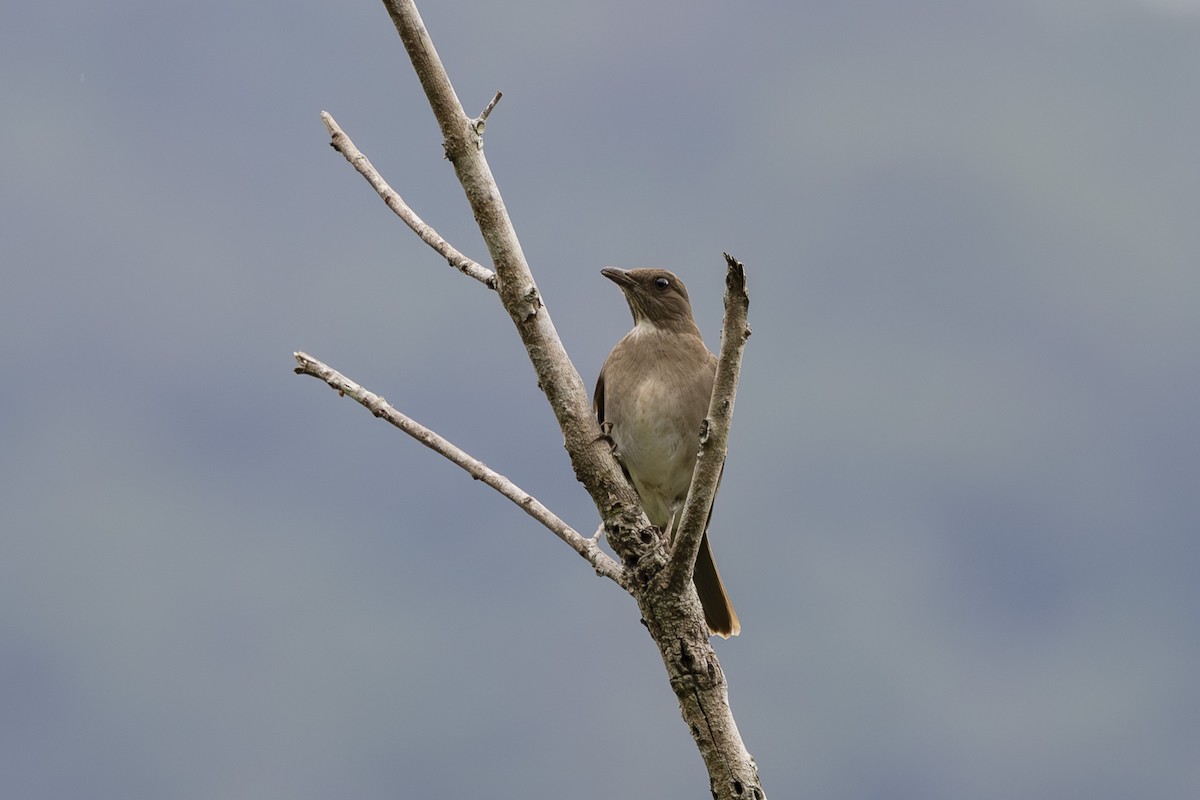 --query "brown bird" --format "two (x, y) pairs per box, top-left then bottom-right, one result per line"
(595, 267), (740, 637)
